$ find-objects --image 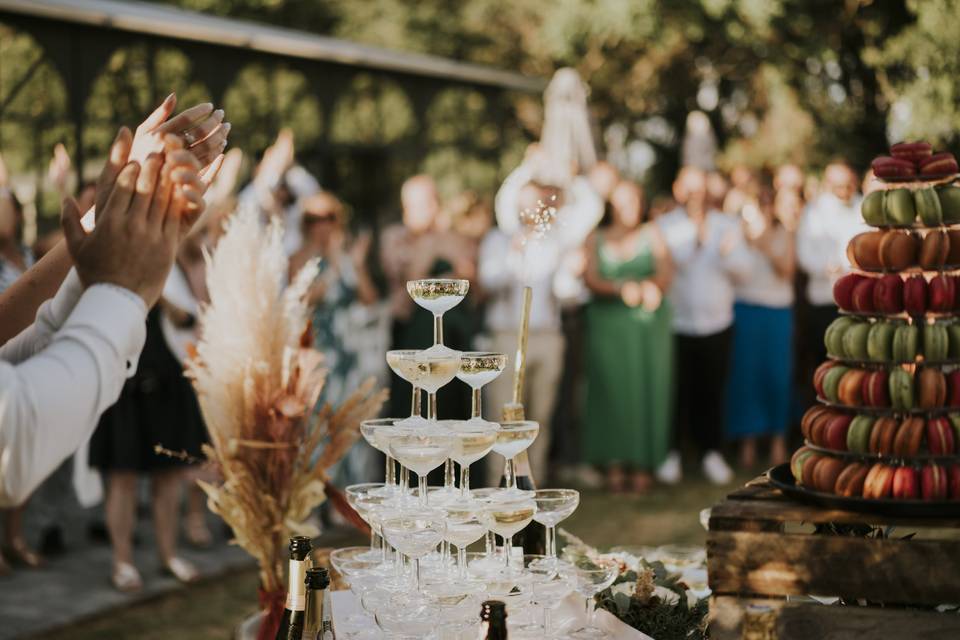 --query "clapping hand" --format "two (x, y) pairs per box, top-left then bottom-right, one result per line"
(130, 94), (229, 169)
(62, 127), (204, 308)
(257, 128), (295, 187)
(47, 143), (71, 195)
